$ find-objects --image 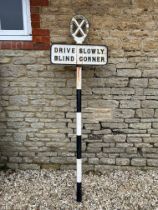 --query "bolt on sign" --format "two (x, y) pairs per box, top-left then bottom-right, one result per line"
(50, 15), (108, 203)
